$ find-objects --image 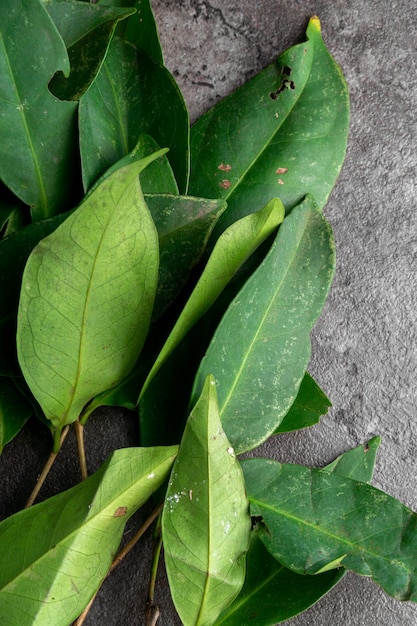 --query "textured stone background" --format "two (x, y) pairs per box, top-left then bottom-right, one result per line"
(1, 1), (417, 625)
